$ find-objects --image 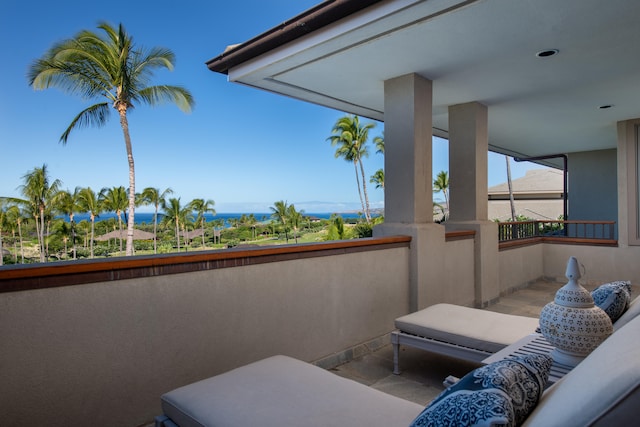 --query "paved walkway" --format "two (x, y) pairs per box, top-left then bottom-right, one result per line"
(327, 279), (602, 406)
